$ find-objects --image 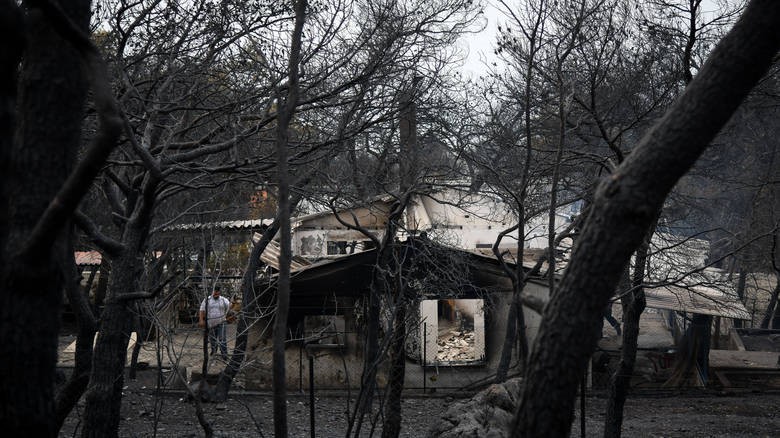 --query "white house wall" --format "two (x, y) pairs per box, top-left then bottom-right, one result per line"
(295, 228), (385, 258)
(297, 205), (389, 229)
(416, 192), (576, 251)
(288, 189), (580, 260)
(295, 229), (327, 257)
(521, 281), (552, 343)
